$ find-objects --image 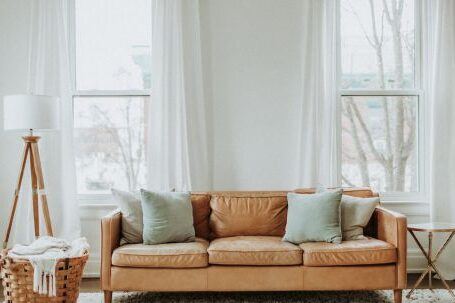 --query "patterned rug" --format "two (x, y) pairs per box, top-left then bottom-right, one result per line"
(78, 290), (453, 303)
